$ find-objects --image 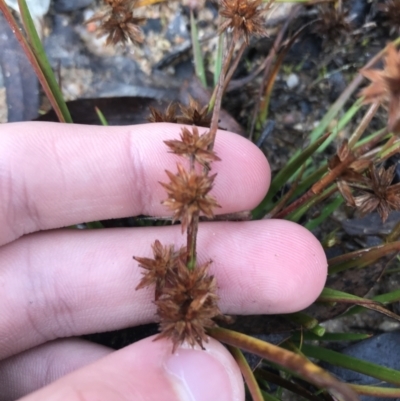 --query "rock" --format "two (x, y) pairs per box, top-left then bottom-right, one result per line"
(4, 0), (50, 19)
(54, 0), (94, 13)
(327, 332), (400, 401)
(166, 12), (190, 42)
(286, 73), (299, 89)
